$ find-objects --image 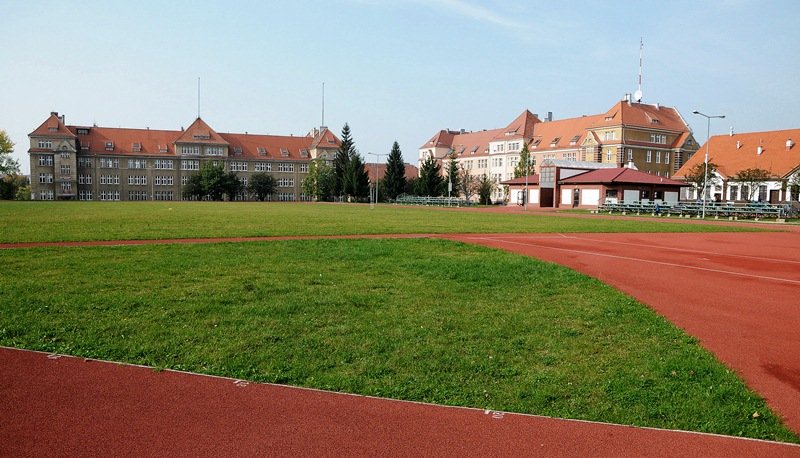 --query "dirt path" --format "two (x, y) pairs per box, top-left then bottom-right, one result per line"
(3, 348), (798, 457)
